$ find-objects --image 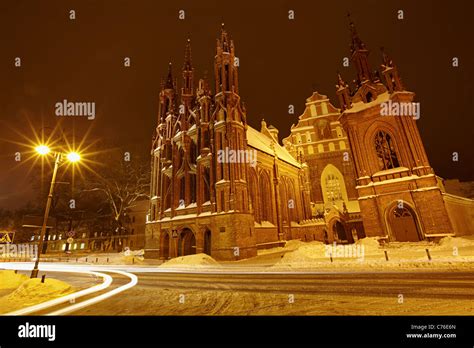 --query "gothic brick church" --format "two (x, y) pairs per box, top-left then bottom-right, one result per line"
(144, 21), (473, 261)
